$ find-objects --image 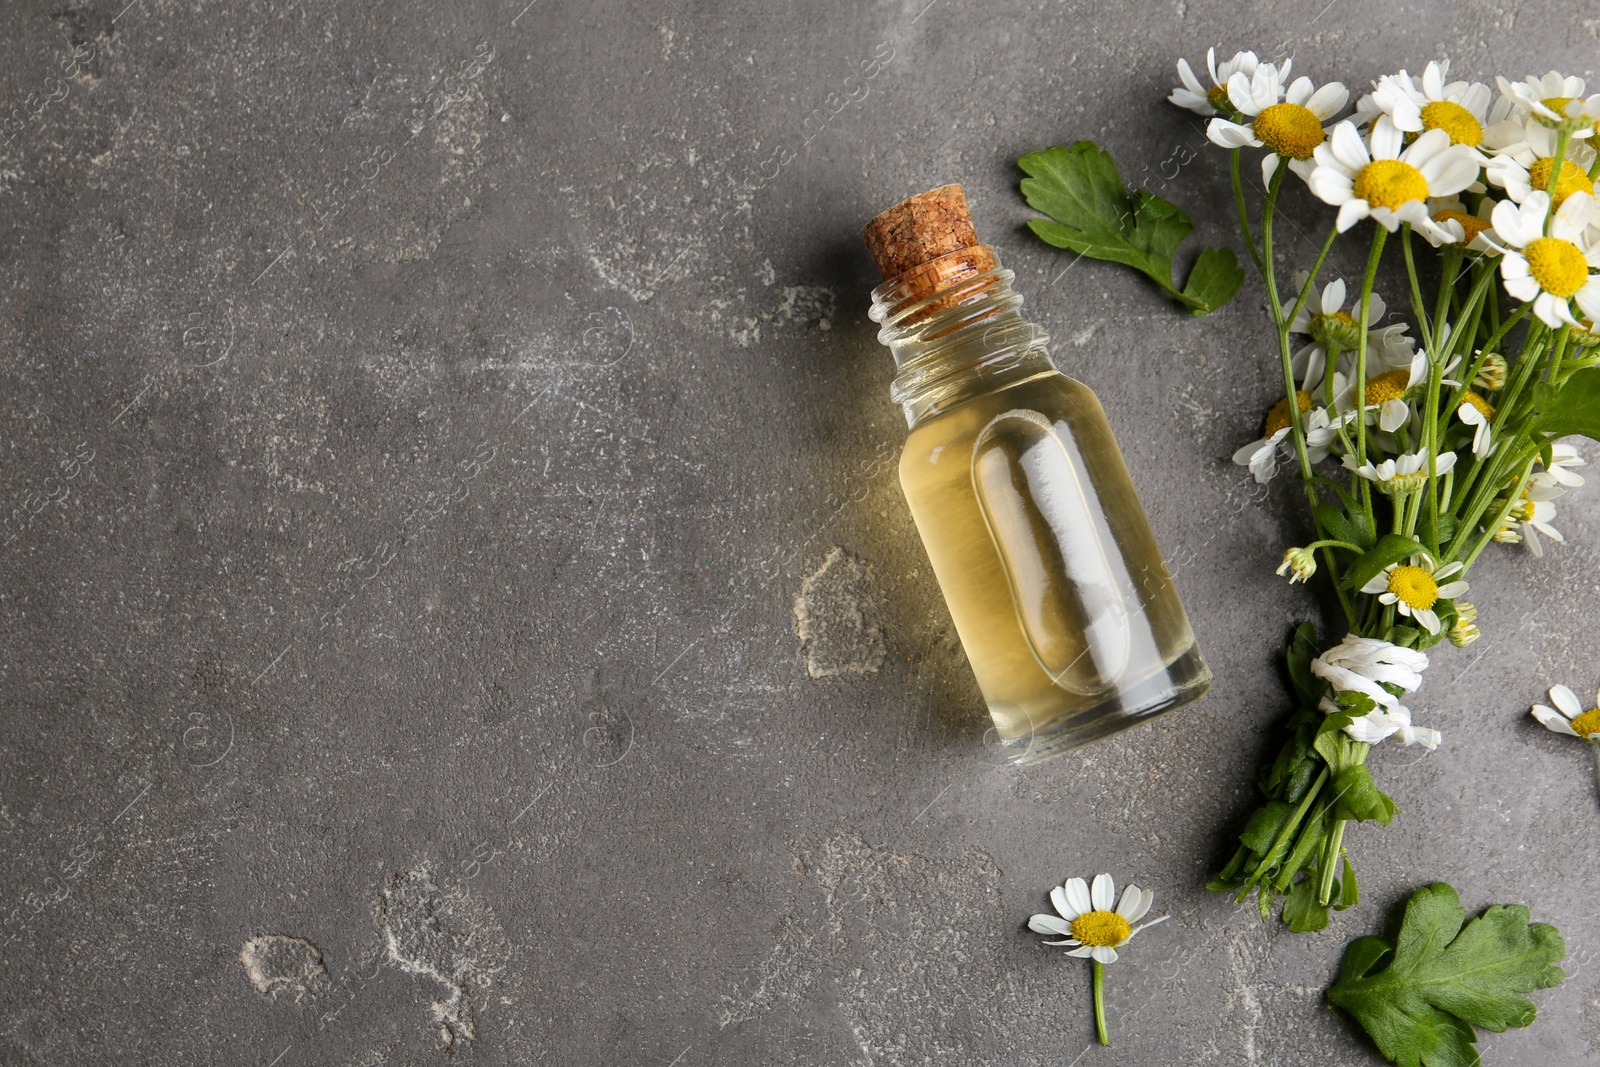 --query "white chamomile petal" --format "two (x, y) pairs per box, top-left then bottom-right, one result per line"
(1550, 684), (1583, 718)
